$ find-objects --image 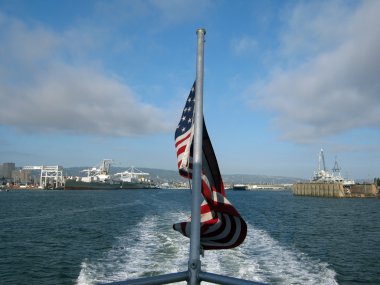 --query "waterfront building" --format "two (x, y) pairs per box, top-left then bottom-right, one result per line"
(0, 162), (15, 179)
(11, 169), (33, 185)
